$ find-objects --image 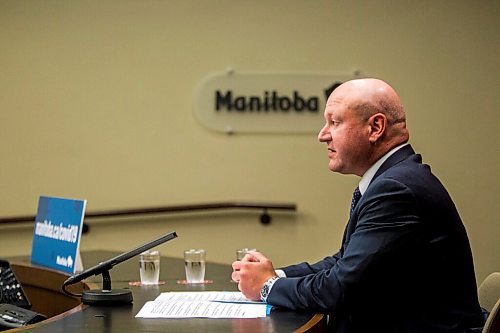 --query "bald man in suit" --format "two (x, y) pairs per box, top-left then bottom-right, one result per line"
(232, 79), (484, 333)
